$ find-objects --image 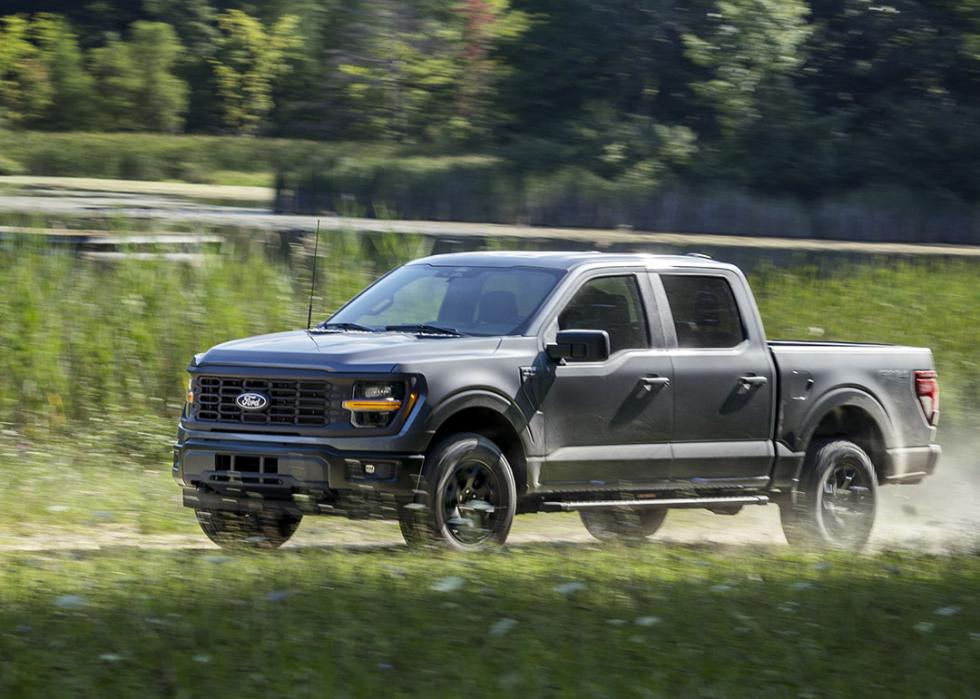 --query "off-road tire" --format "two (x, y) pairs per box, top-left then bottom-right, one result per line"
(580, 508), (667, 542)
(399, 433), (516, 551)
(195, 509), (302, 549)
(779, 439), (878, 552)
